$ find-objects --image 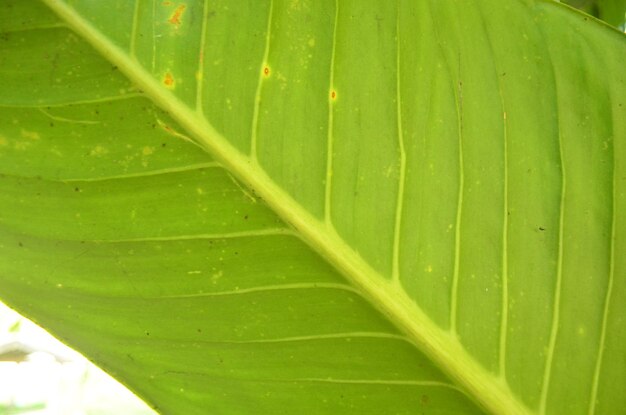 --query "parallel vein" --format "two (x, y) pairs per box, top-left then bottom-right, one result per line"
(195, 0), (210, 114)
(588, 126), (618, 415)
(449, 59), (465, 336)
(539, 127), (566, 415)
(391, 2), (406, 284)
(324, 0), (339, 226)
(169, 332), (411, 345)
(129, 0), (141, 59)
(151, 282), (360, 299)
(249, 0), (274, 161)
